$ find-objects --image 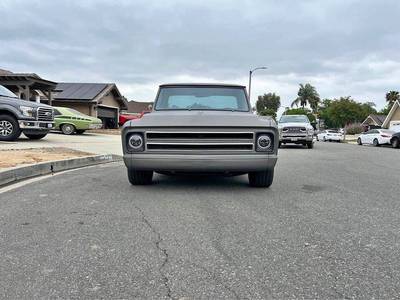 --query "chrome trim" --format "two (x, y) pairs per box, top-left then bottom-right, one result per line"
(37, 107), (54, 121)
(145, 130), (256, 152)
(146, 142), (254, 145)
(146, 131), (255, 134)
(19, 121), (54, 130)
